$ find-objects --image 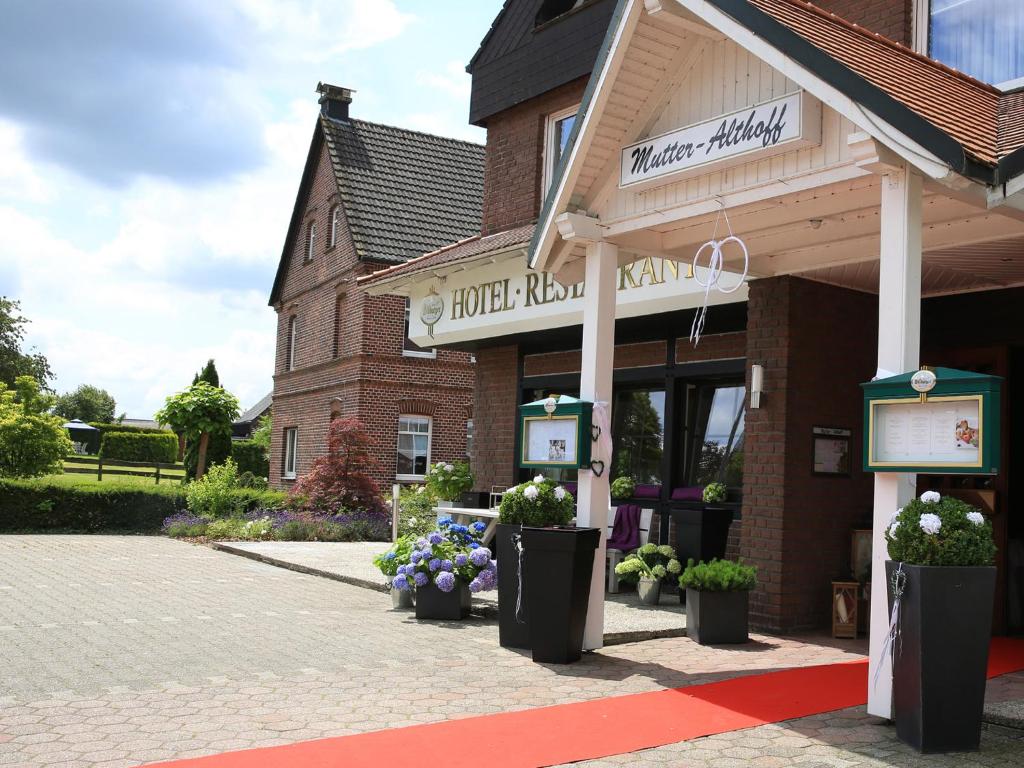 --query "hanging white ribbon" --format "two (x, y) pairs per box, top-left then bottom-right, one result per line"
(591, 400), (613, 463)
(873, 562), (906, 690)
(690, 208), (749, 346)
